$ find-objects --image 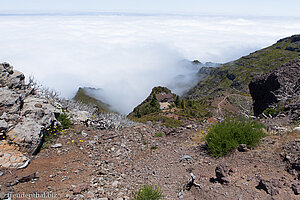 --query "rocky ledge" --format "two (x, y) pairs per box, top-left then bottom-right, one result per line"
(0, 63), (62, 168)
(249, 60), (300, 120)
